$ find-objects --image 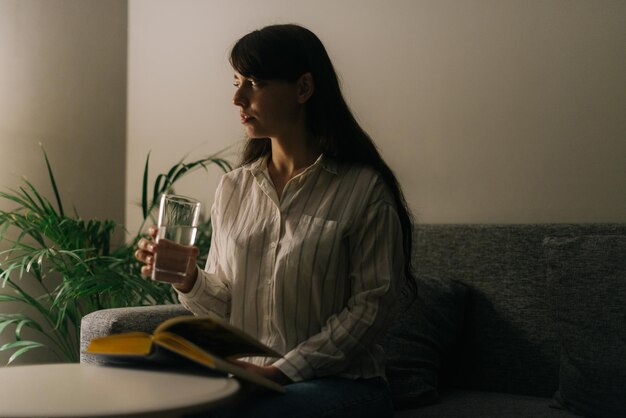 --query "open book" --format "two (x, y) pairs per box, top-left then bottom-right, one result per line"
(86, 315), (285, 393)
